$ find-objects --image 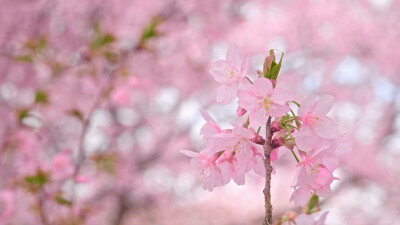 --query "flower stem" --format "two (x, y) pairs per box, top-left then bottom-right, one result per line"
(263, 117), (273, 225)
